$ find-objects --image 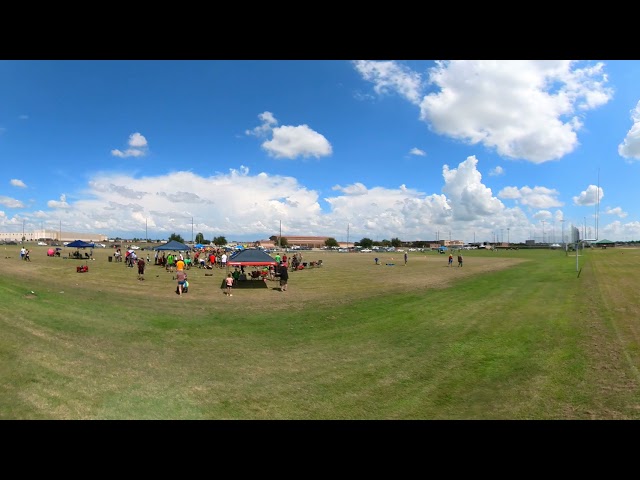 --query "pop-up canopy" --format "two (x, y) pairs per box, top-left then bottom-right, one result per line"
(227, 248), (278, 267)
(66, 240), (95, 248)
(152, 240), (193, 251)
